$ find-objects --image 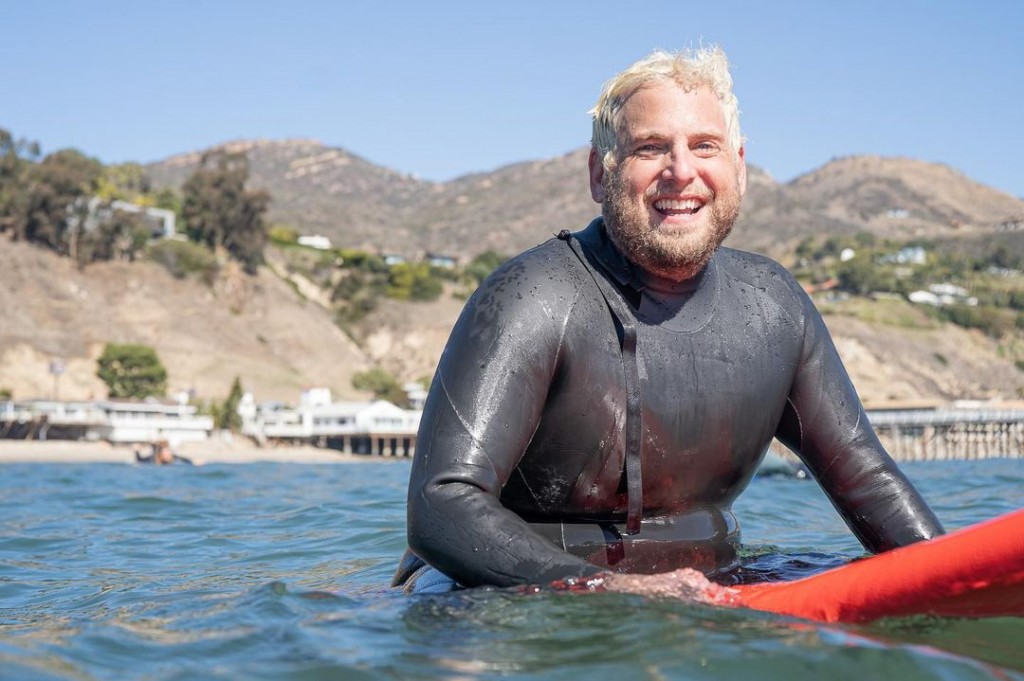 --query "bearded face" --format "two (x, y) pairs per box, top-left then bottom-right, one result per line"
(590, 83), (747, 282)
(601, 162), (742, 280)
